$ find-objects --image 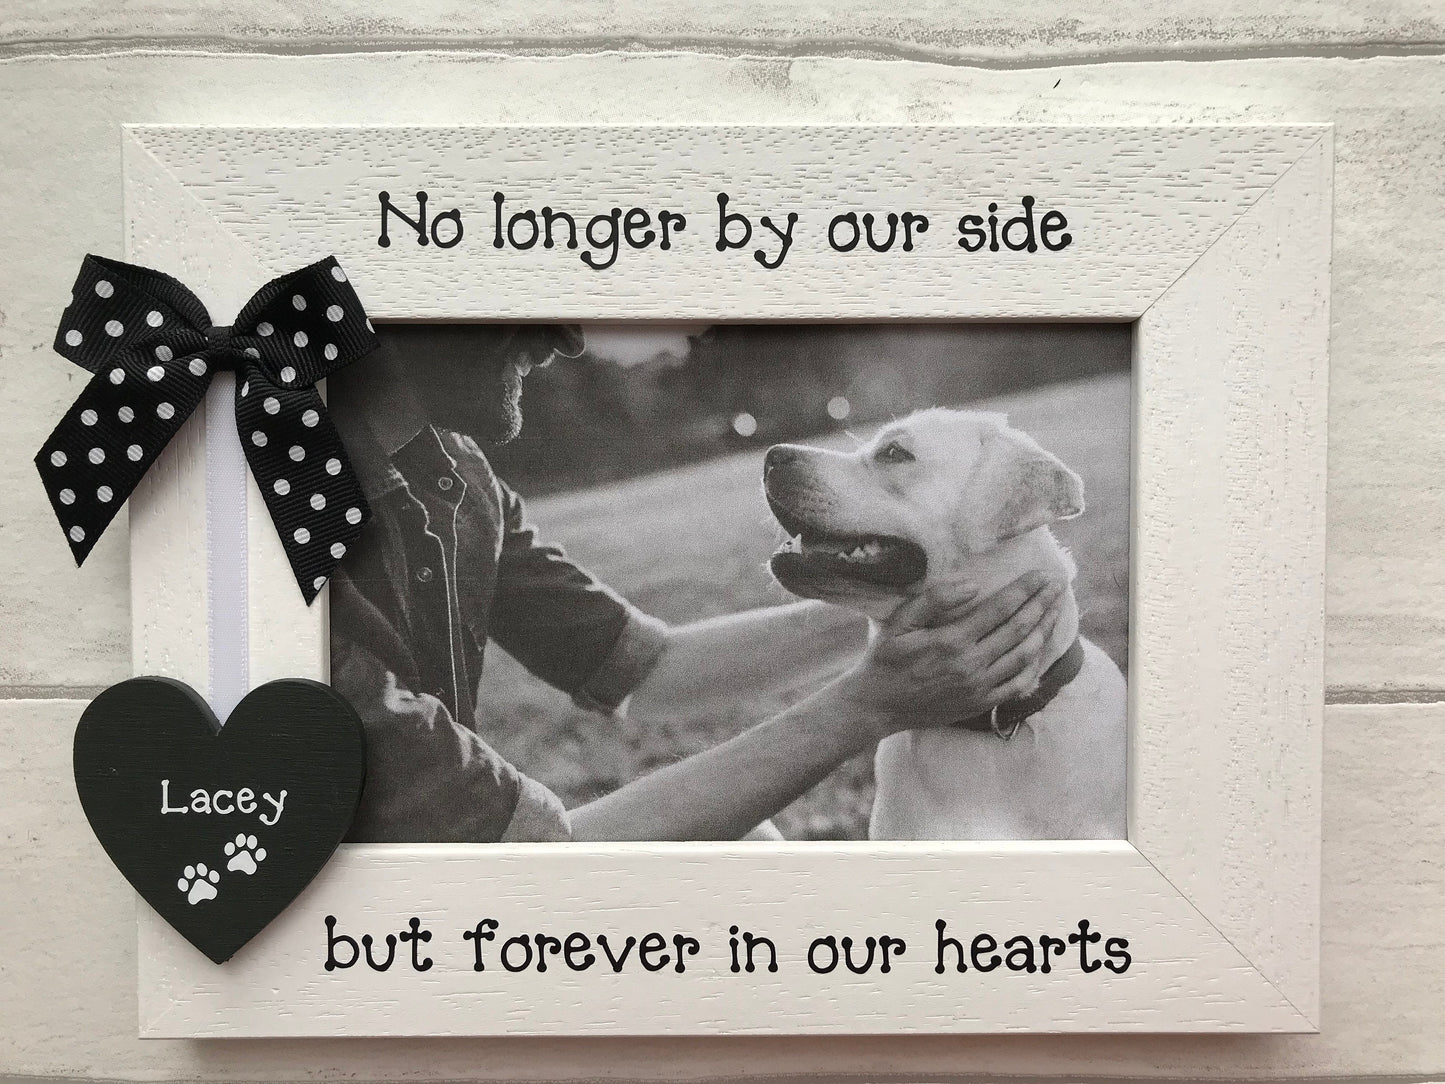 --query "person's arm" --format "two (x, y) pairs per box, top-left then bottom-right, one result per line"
(623, 600), (870, 724)
(332, 638), (571, 843)
(570, 572), (1063, 842)
(571, 681), (886, 841)
(483, 476), (865, 718)
(483, 477), (865, 719)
